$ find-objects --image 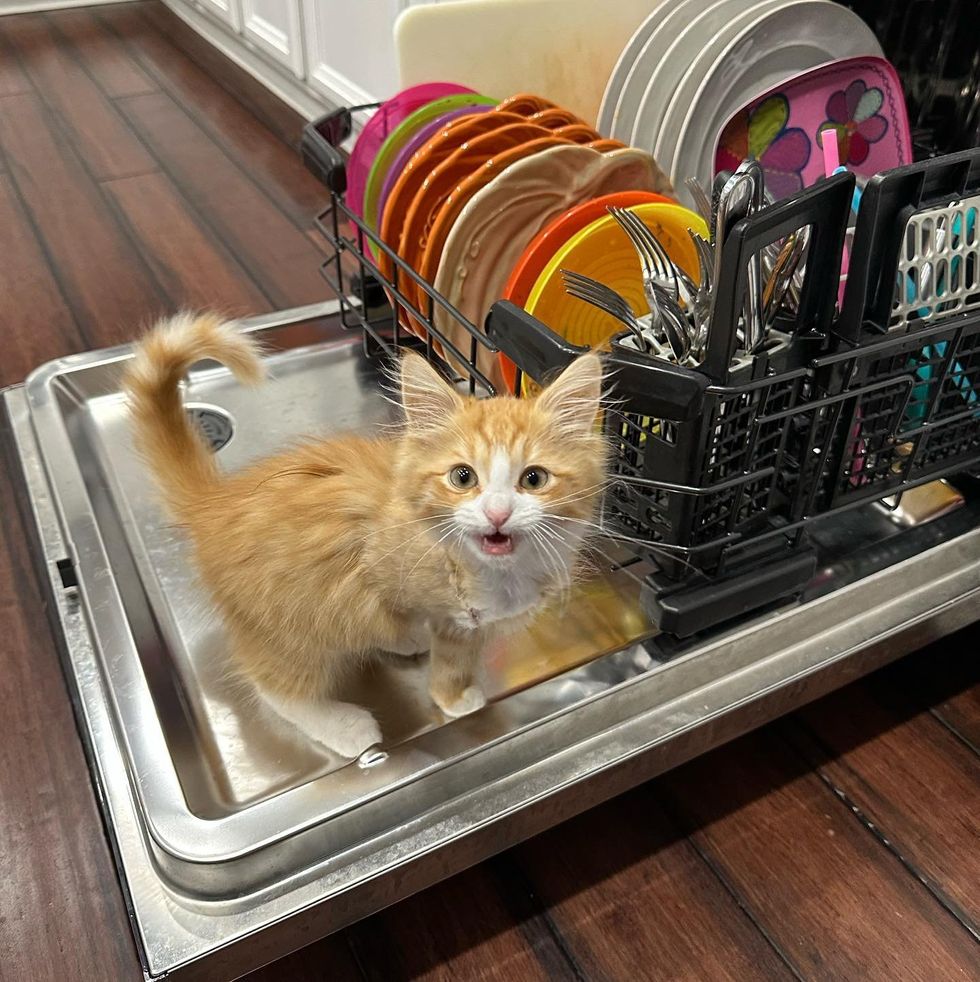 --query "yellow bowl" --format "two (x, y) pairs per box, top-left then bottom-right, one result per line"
(522, 202), (708, 396)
